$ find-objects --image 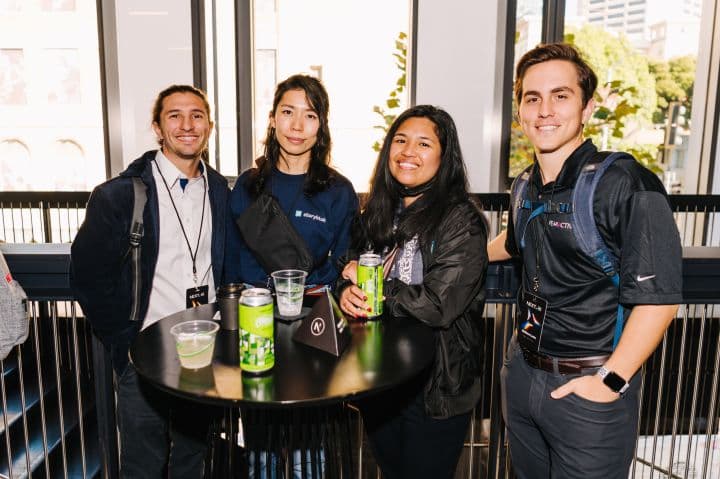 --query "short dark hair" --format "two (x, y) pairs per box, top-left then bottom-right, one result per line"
(248, 74), (335, 197)
(514, 43), (598, 106)
(152, 84), (211, 127)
